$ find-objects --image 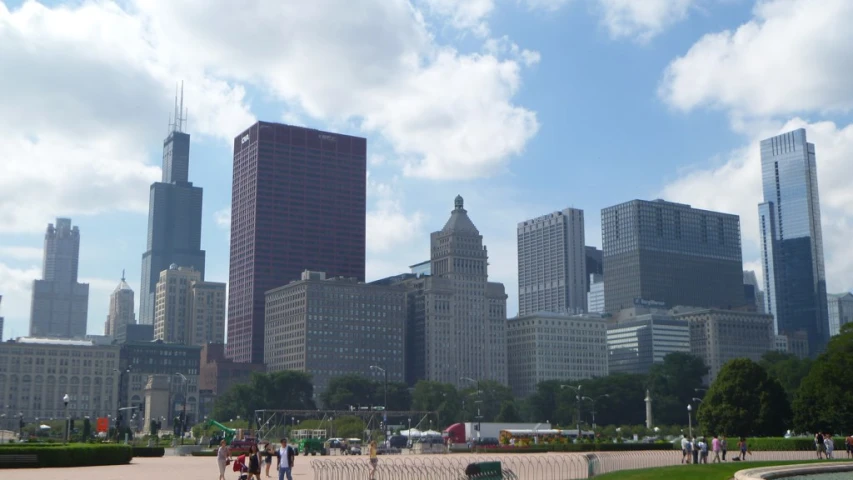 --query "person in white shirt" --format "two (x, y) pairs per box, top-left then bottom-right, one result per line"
(276, 438), (295, 480)
(681, 436), (691, 464)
